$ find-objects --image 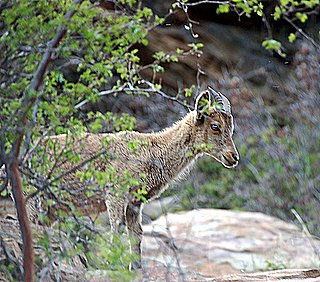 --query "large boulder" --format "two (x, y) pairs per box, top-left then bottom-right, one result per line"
(142, 209), (320, 277)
